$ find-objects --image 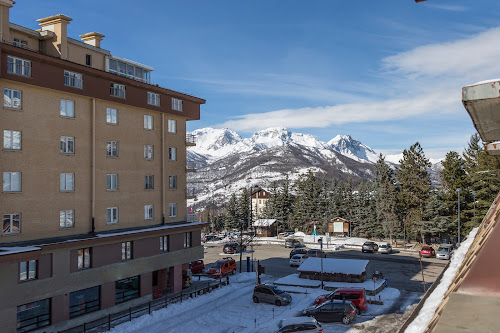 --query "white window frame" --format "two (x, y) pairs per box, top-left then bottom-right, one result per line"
(64, 70), (83, 89)
(145, 175), (154, 189)
(169, 203), (177, 217)
(184, 232), (192, 248)
(60, 173), (74, 191)
(169, 176), (177, 189)
(144, 115), (153, 130)
(172, 98), (183, 111)
(3, 172), (21, 192)
(60, 99), (75, 117)
(106, 141), (118, 157)
(121, 241), (132, 260)
(110, 83), (126, 98)
(3, 130), (21, 150)
(147, 92), (160, 106)
(4, 88), (22, 109)
(107, 207), (118, 224)
(106, 174), (118, 191)
(60, 210), (74, 228)
(60, 136), (75, 154)
(168, 147), (176, 161)
(145, 205), (154, 220)
(106, 108), (118, 124)
(7, 56), (31, 77)
(160, 236), (169, 252)
(167, 119), (177, 133)
(20, 260), (37, 282)
(2, 213), (21, 234)
(13, 37), (28, 49)
(144, 145), (154, 160)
